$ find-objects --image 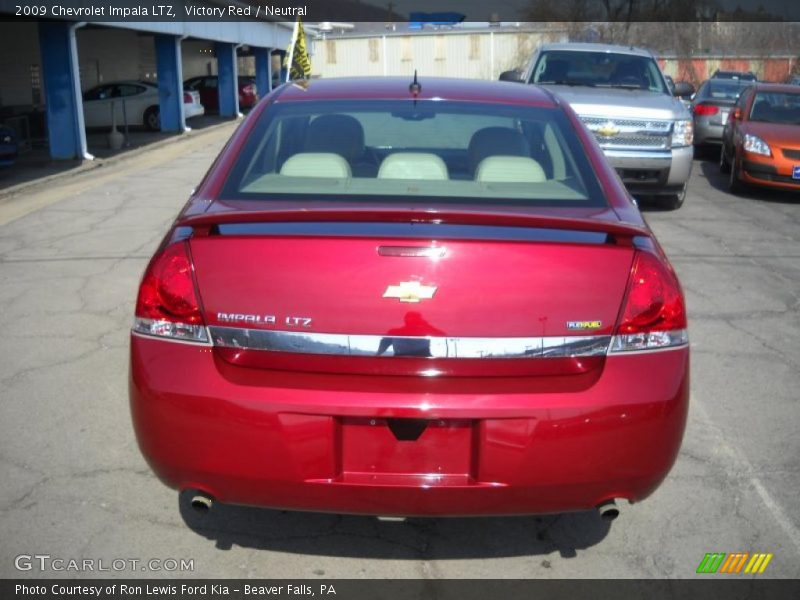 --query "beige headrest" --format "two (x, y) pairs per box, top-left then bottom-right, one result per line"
(378, 153), (449, 180)
(280, 153), (352, 178)
(475, 156), (546, 183)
